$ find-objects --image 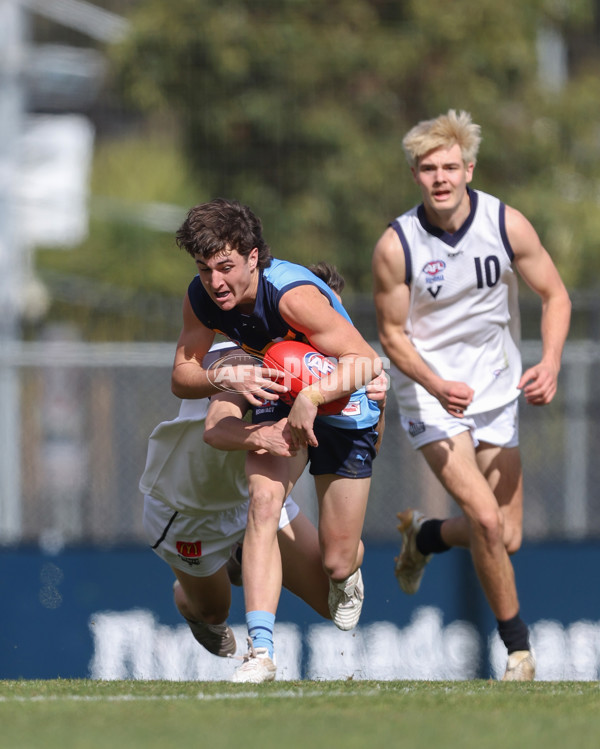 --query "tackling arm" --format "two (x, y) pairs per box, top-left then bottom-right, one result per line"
(203, 393), (298, 458)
